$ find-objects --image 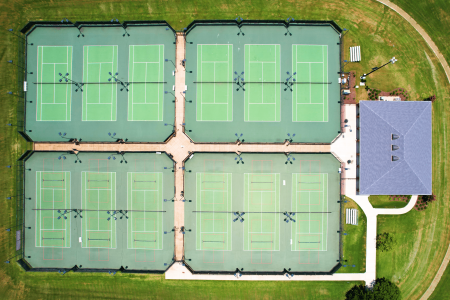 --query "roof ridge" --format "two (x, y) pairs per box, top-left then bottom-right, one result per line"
(403, 158), (430, 194)
(362, 102), (399, 133)
(360, 160), (404, 194)
(403, 102), (431, 138)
